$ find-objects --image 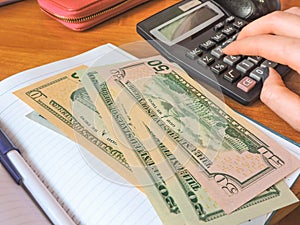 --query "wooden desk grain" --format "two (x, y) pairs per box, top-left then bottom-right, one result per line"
(0, 0), (299, 224)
